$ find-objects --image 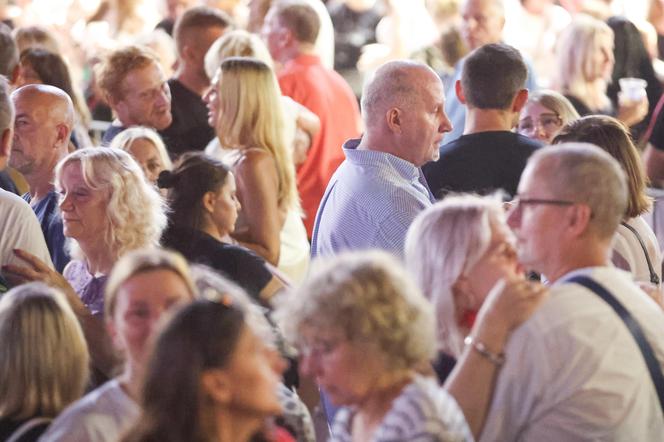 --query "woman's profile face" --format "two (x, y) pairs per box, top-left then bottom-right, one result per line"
(463, 220), (522, 308)
(219, 324), (283, 416)
(589, 32), (615, 82)
(57, 162), (109, 244)
(203, 69), (222, 128)
(110, 269), (193, 369)
(209, 172), (241, 237)
(128, 138), (166, 184)
(298, 329), (387, 407)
